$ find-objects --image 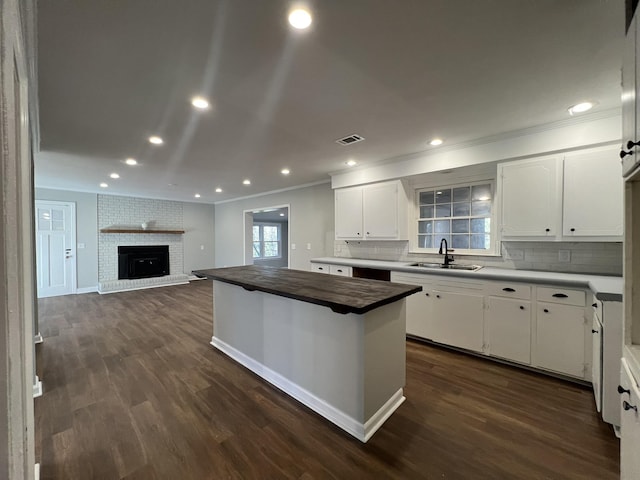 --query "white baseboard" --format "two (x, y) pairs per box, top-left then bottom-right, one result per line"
(33, 376), (42, 398)
(76, 286), (98, 294)
(35, 463), (39, 480)
(211, 336), (404, 442)
(98, 275), (190, 294)
(34, 333), (43, 344)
